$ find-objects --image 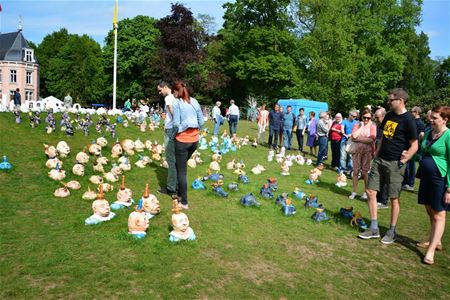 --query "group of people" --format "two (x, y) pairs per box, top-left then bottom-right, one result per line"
(255, 89), (449, 265)
(211, 100), (240, 138)
(157, 81), (204, 210)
